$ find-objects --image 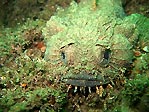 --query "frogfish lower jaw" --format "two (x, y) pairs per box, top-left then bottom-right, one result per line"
(61, 72), (115, 95)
